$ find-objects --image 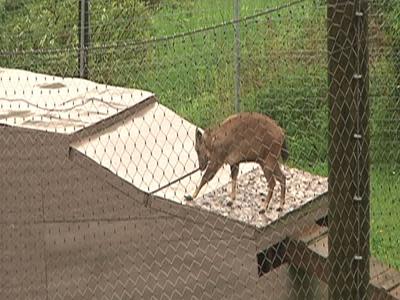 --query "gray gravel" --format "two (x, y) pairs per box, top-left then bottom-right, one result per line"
(185, 165), (328, 228)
